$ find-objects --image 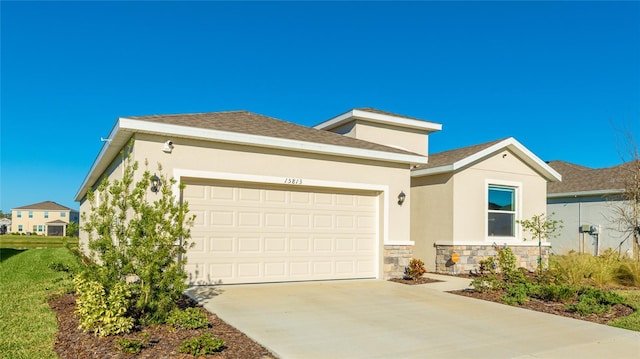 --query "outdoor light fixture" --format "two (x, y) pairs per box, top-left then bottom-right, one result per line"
(150, 174), (161, 193)
(162, 140), (174, 153)
(397, 191), (406, 205)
